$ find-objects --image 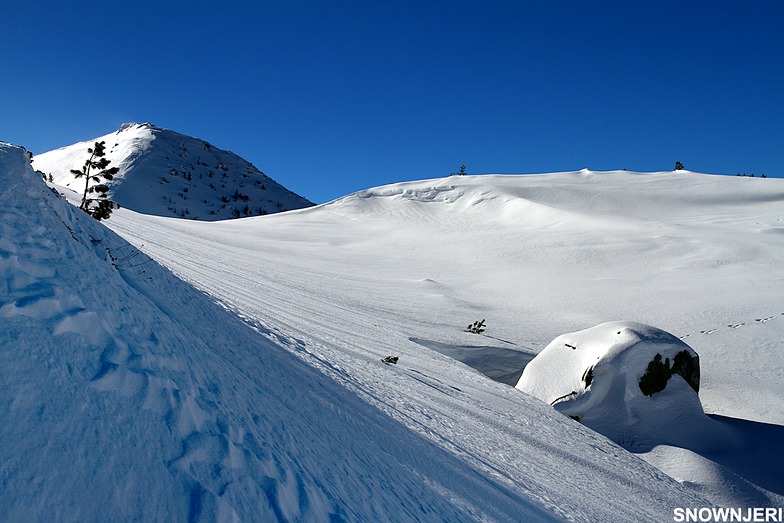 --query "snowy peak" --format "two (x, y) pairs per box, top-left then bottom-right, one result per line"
(33, 123), (314, 220)
(118, 121), (155, 132)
